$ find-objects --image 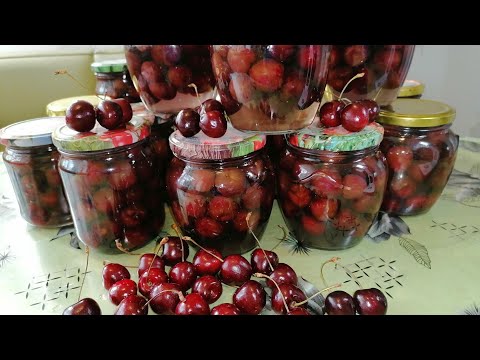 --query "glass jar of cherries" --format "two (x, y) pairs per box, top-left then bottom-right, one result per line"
(378, 99), (458, 216)
(0, 117), (72, 227)
(166, 124), (275, 256)
(277, 122), (387, 250)
(52, 117), (165, 253)
(210, 45), (331, 134)
(326, 45), (415, 106)
(124, 45), (216, 121)
(91, 59), (141, 103)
